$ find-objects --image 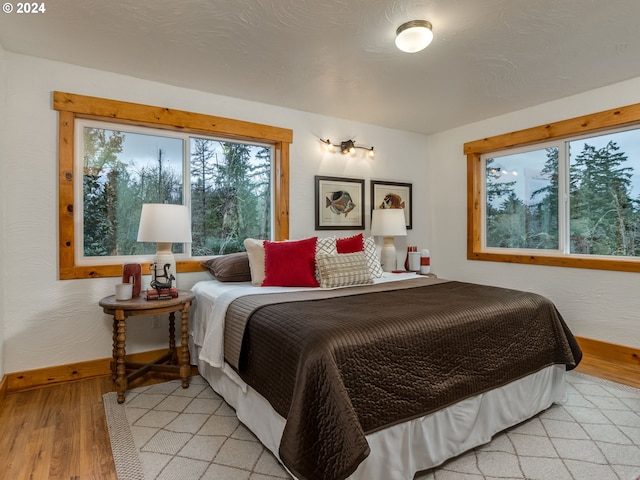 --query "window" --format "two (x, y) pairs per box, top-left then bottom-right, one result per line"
(56, 92), (292, 279)
(484, 146), (559, 251)
(466, 102), (640, 272)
